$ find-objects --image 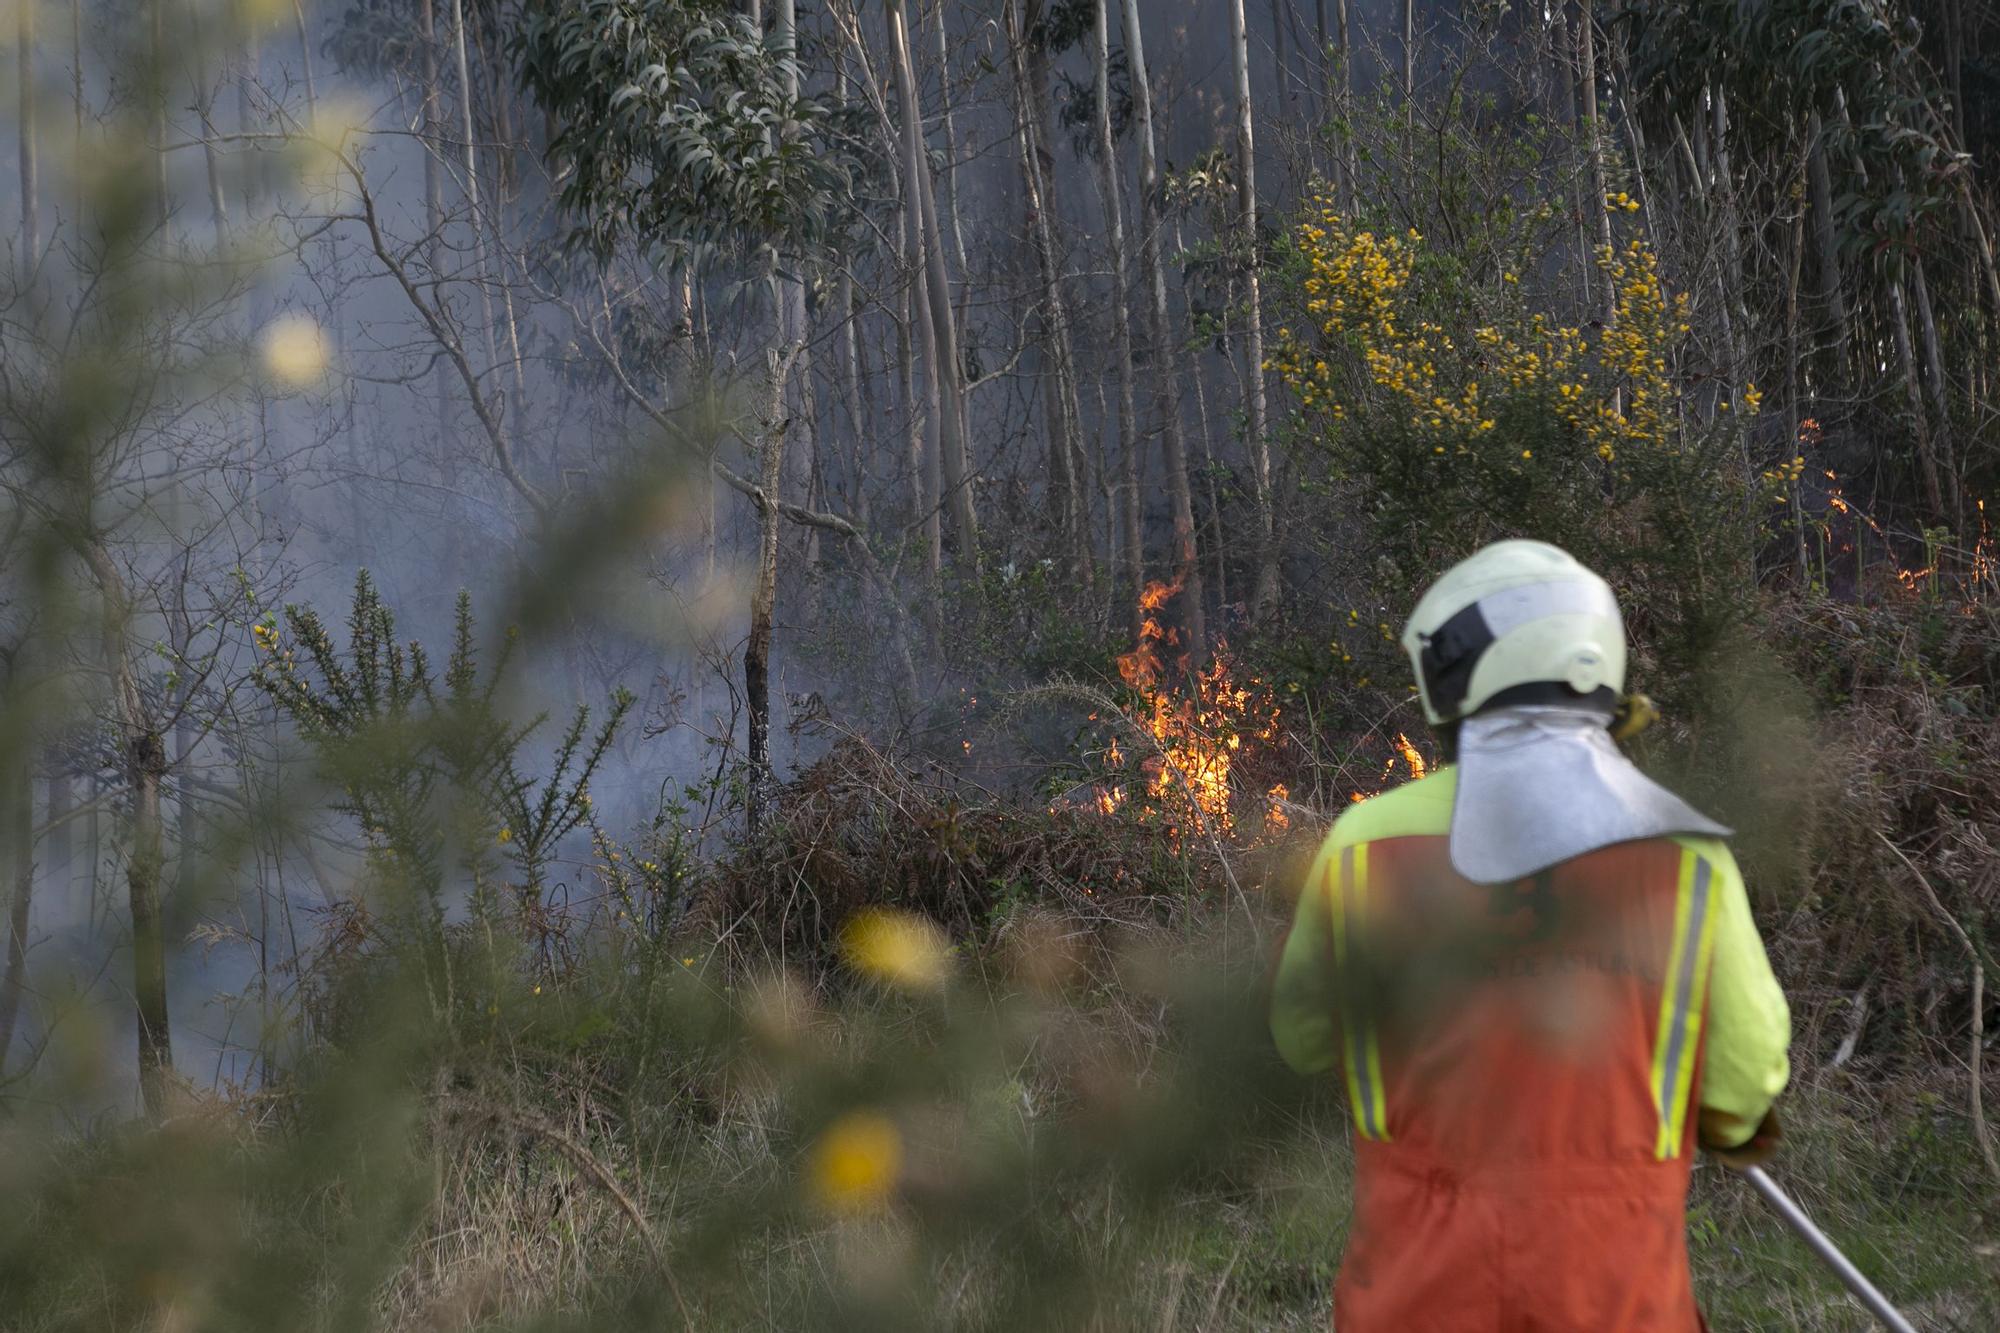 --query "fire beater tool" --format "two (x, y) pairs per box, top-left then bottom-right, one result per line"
(1740, 1165), (1917, 1333)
